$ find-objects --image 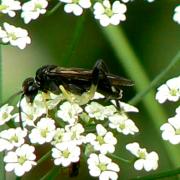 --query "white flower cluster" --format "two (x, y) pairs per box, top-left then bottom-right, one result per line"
(58, 0), (127, 27)
(156, 76), (180, 145)
(1, 0), (179, 49)
(58, 0), (158, 26)
(126, 142), (159, 171)
(0, 88), (150, 178)
(87, 153), (120, 180)
(59, 0), (91, 16)
(21, 0), (48, 24)
(0, 23), (31, 49)
(0, 0), (48, 49)
(93, 0), (127, 27)
(160, 106), (180, 144)
(0, 0), (21, 17)
(0, 0), (48, 23)
(156, 76), (180, 103)
(173, 5), (180, 24)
